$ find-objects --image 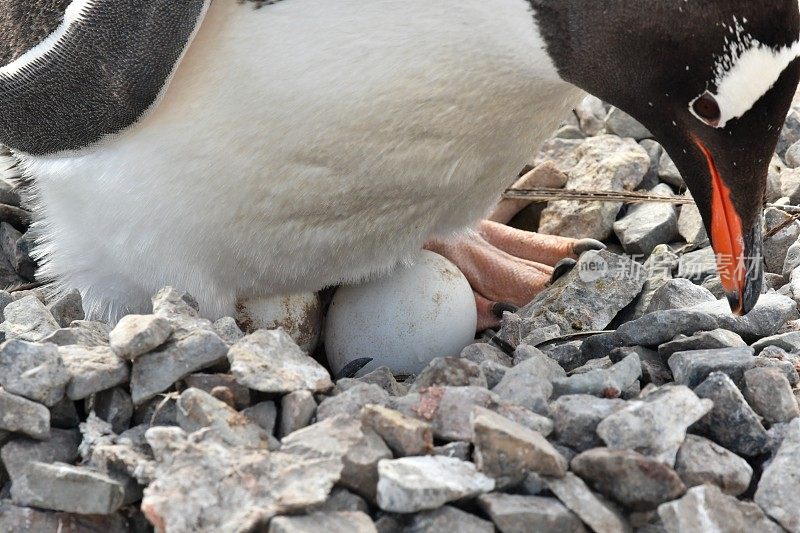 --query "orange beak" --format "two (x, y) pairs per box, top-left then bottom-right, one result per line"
(694, 139), (747, 315)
